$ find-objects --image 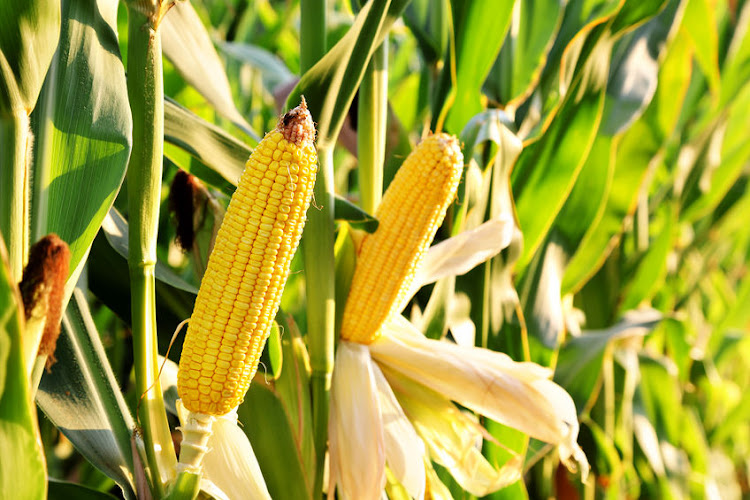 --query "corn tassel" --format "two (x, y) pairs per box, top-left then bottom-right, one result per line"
(177, 99), (317, 418)
(341, 133), (463, 344)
